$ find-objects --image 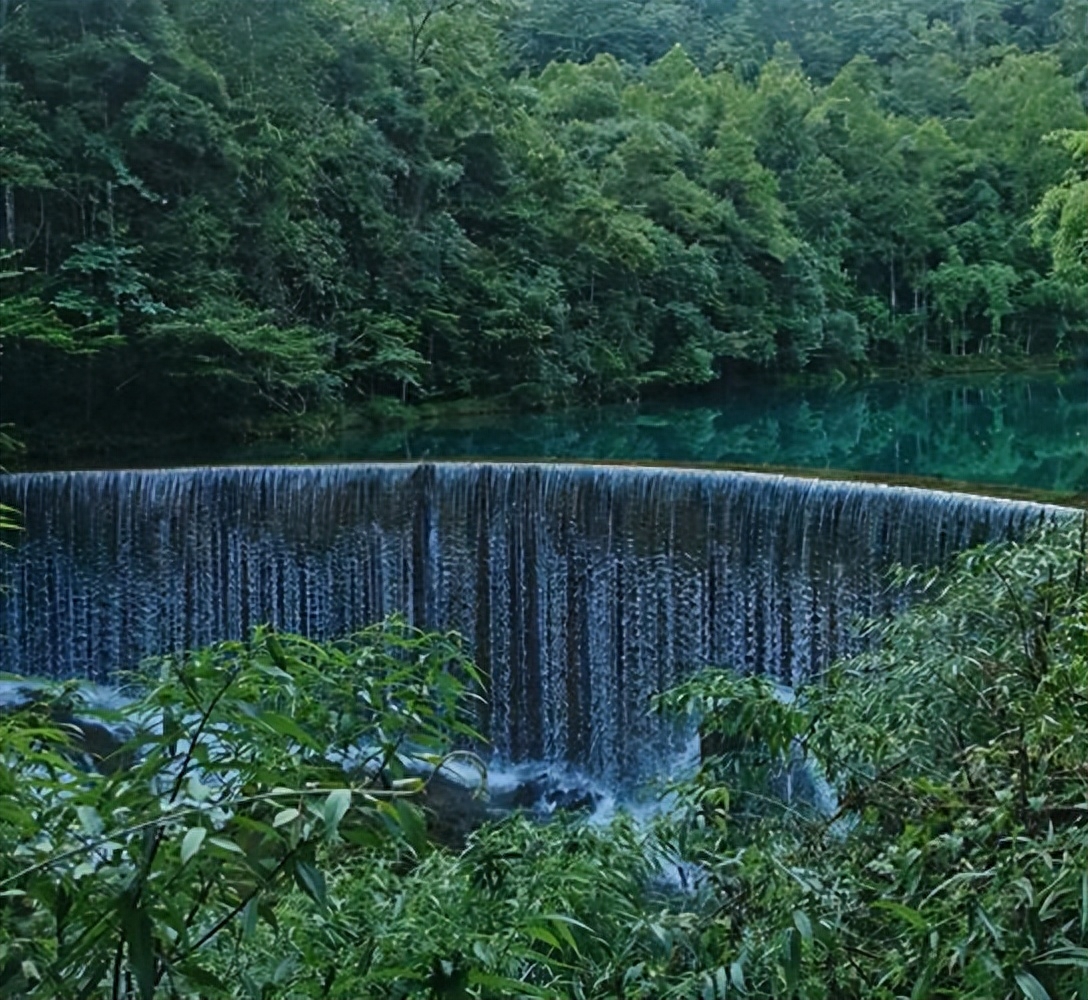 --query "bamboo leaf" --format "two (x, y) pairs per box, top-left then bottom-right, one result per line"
(121, 898), (155, 1000)
(525, 925), (561, 950)
(208, 836), (246, 855)
(293, 859), (327, 908)
(872, 900), (929, 930)
(793, 909), (813, 944)
(242, 896), (259, 939)
(273, 807), (300, 828)
(782, 927), (801, 996)
(323, 789), (351, 833)
(180, 826), (206, 865)
(258, 711), (321, 750)
(1015, 970), (1052, 1000)
(75, 805), (103, 837)
(730, 959), (746, 993)
(265, 633), (289, 668)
